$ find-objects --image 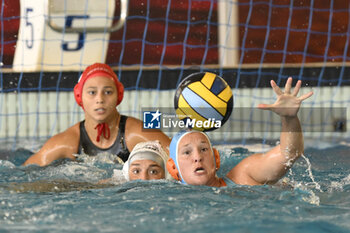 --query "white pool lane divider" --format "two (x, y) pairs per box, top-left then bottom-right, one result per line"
(13, 0), (127, 71)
